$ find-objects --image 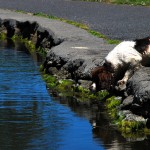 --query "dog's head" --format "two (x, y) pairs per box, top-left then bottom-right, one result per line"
(134, 36), (150, 54)
(90, 66), (114, 91)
